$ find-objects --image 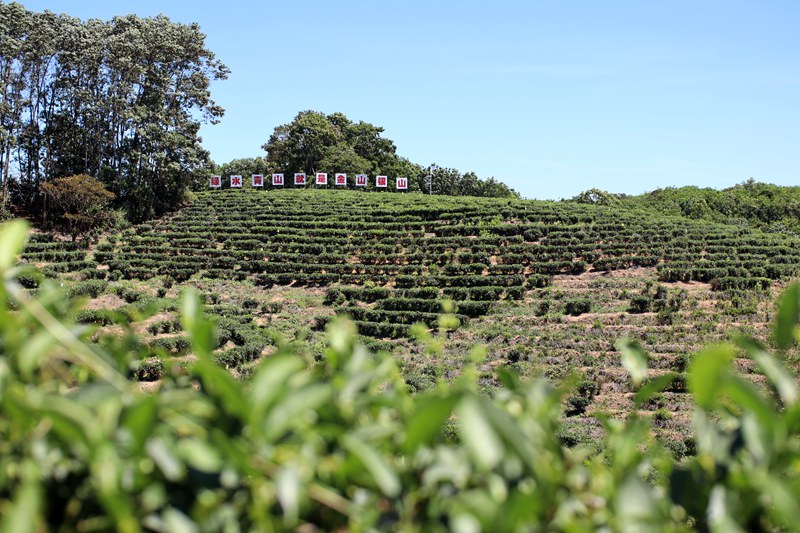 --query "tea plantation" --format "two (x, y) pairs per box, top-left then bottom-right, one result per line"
(16, 189), (800, 448)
